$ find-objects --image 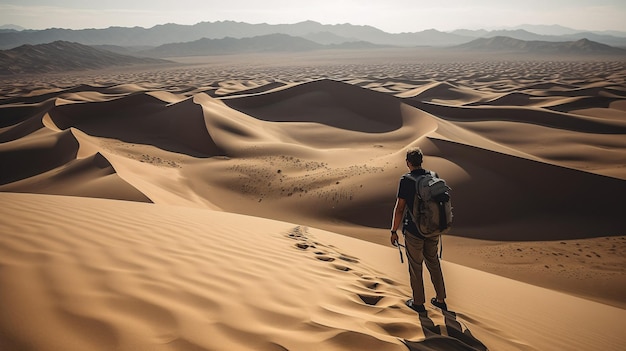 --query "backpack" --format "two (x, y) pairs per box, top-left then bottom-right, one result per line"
(404, 171), (453, 237)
